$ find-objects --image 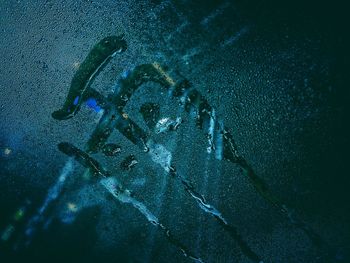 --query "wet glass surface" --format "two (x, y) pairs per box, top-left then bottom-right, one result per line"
(0, 1), (349, 262)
